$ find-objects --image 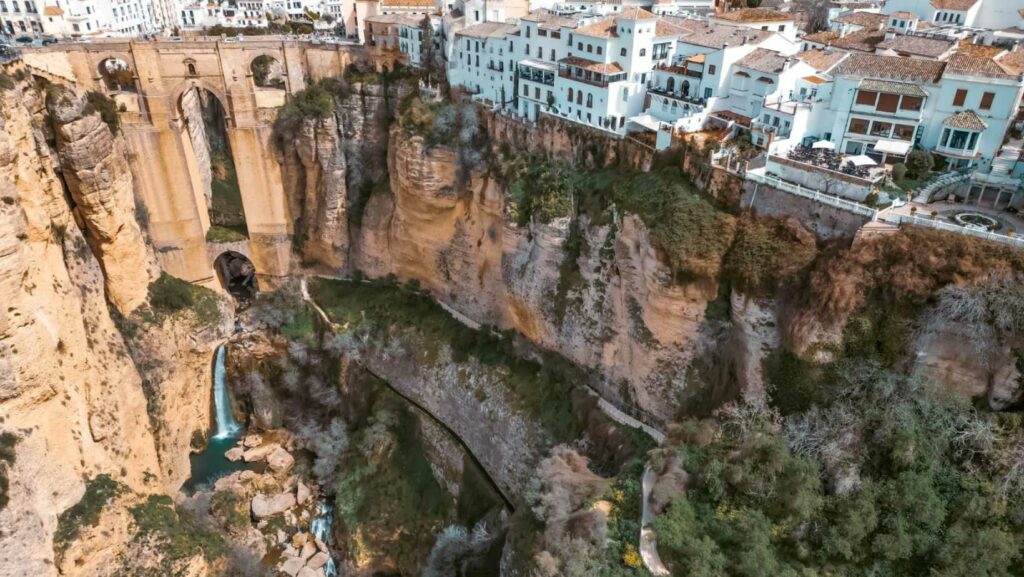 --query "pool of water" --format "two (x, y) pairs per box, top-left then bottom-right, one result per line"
(181, 434), (260, 494)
